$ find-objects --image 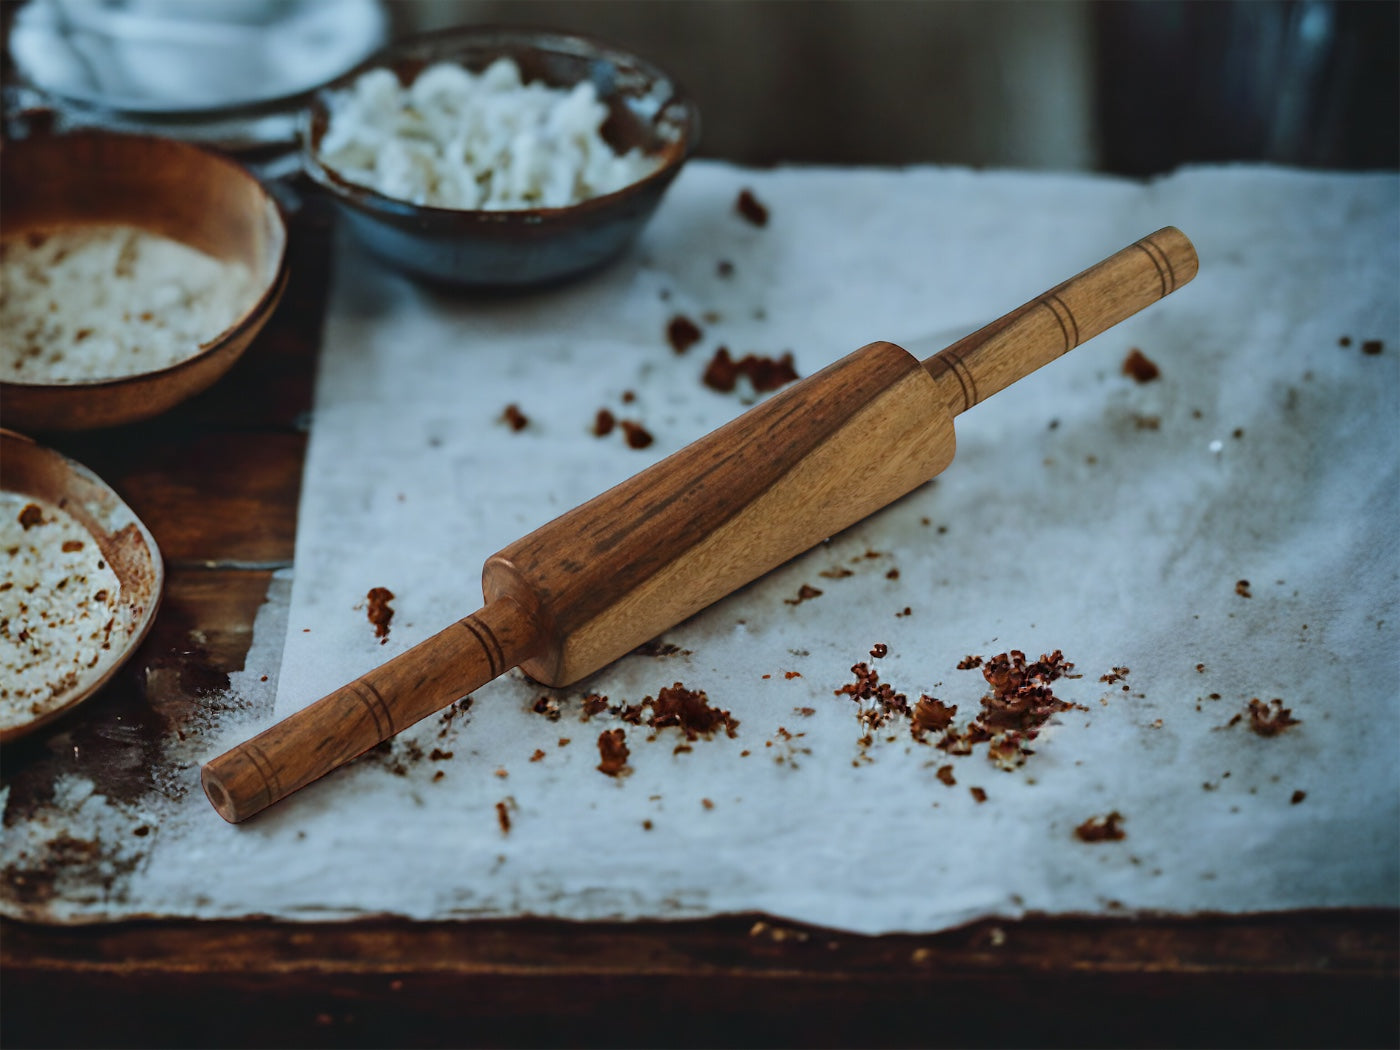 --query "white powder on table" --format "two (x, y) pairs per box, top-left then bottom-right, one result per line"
(316, 58), (660, 210)
(0, 225), (255, 384)
(0, 493), (122, 732)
